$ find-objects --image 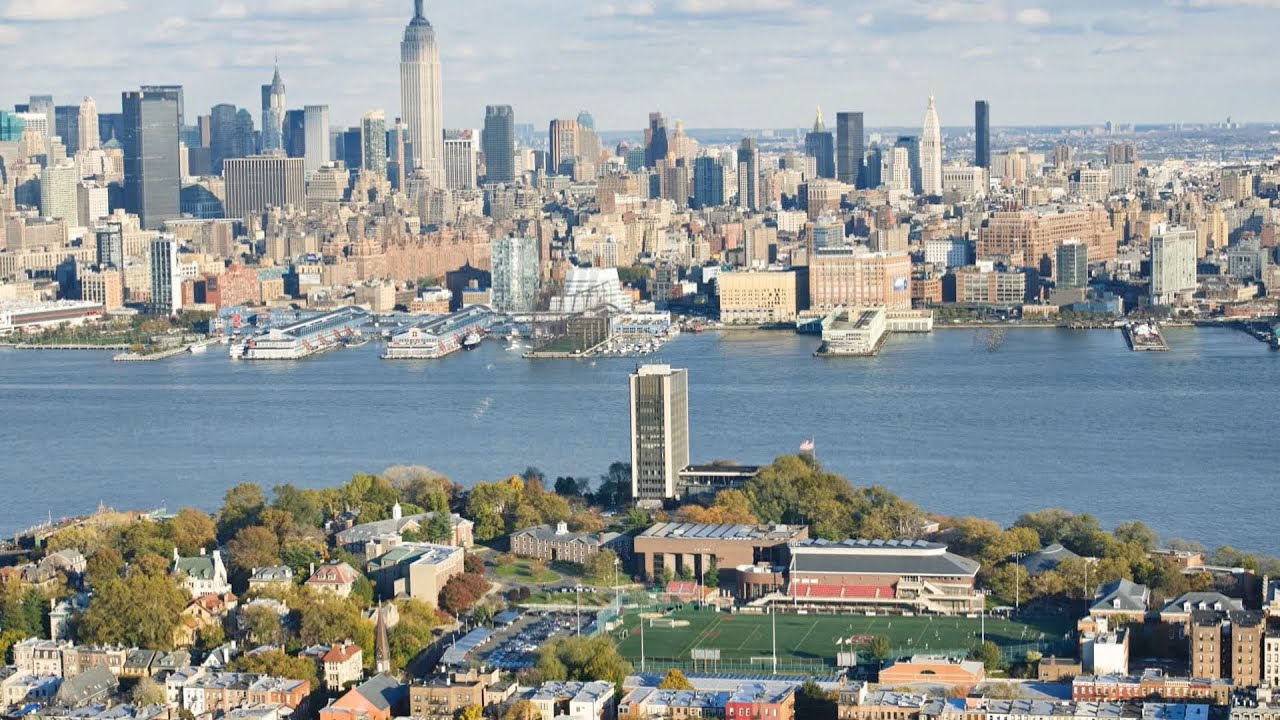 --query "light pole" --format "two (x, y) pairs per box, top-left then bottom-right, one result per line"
(1011, 552), (1026, 612)
(614, 557), (621, 617)
(576, 584), (582, 636)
